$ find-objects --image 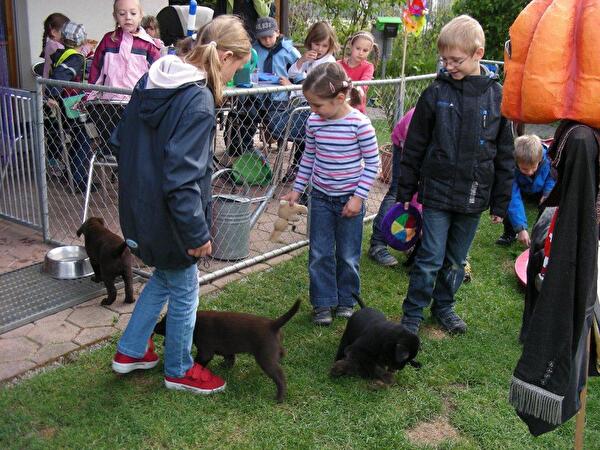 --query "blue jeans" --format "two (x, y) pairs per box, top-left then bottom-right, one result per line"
(308, 190), (365, 308)
(117, 264), (199, 378)
(70, 124), (91, 187)
(402, 207), (480, 321)
(370, 143), (402, 248)
(266, 100), (310, 144)
(226, 94), (269, 156)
